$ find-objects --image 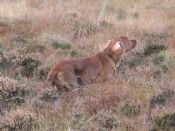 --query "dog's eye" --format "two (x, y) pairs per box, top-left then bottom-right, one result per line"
(113, 42), (122, 50)
(118, 42), (124, 49)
